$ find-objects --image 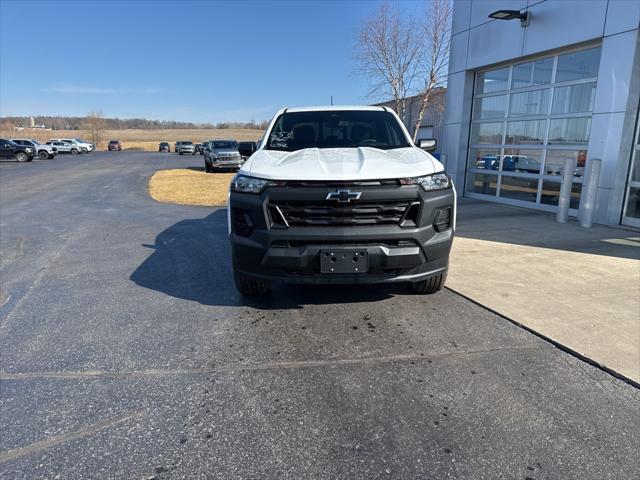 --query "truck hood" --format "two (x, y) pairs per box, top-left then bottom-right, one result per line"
(242, 147), (441, 181)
